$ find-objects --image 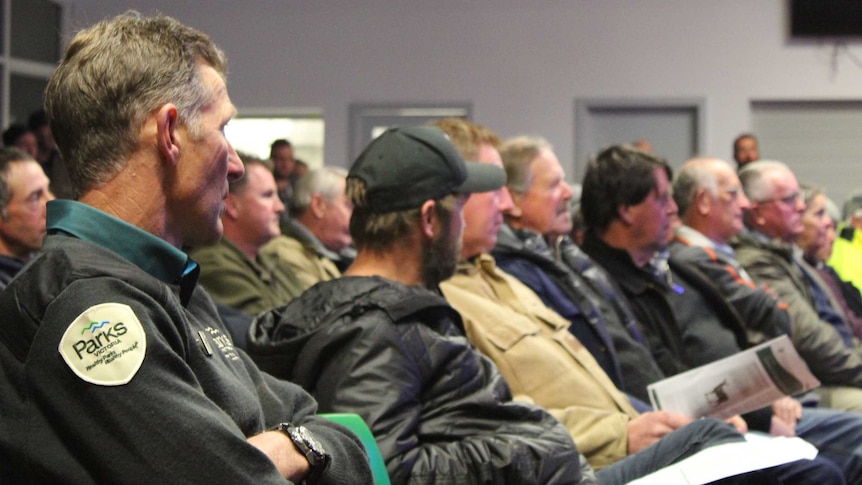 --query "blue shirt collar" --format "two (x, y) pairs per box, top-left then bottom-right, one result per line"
(46, 200), (199, 288)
